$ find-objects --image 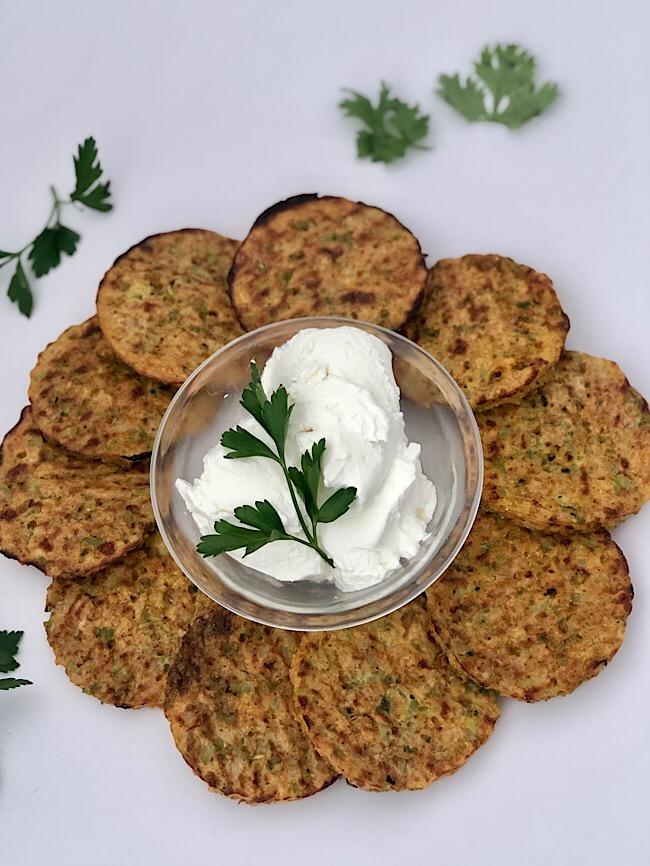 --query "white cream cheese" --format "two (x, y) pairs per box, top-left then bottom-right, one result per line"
(176, 326), (436, 591)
